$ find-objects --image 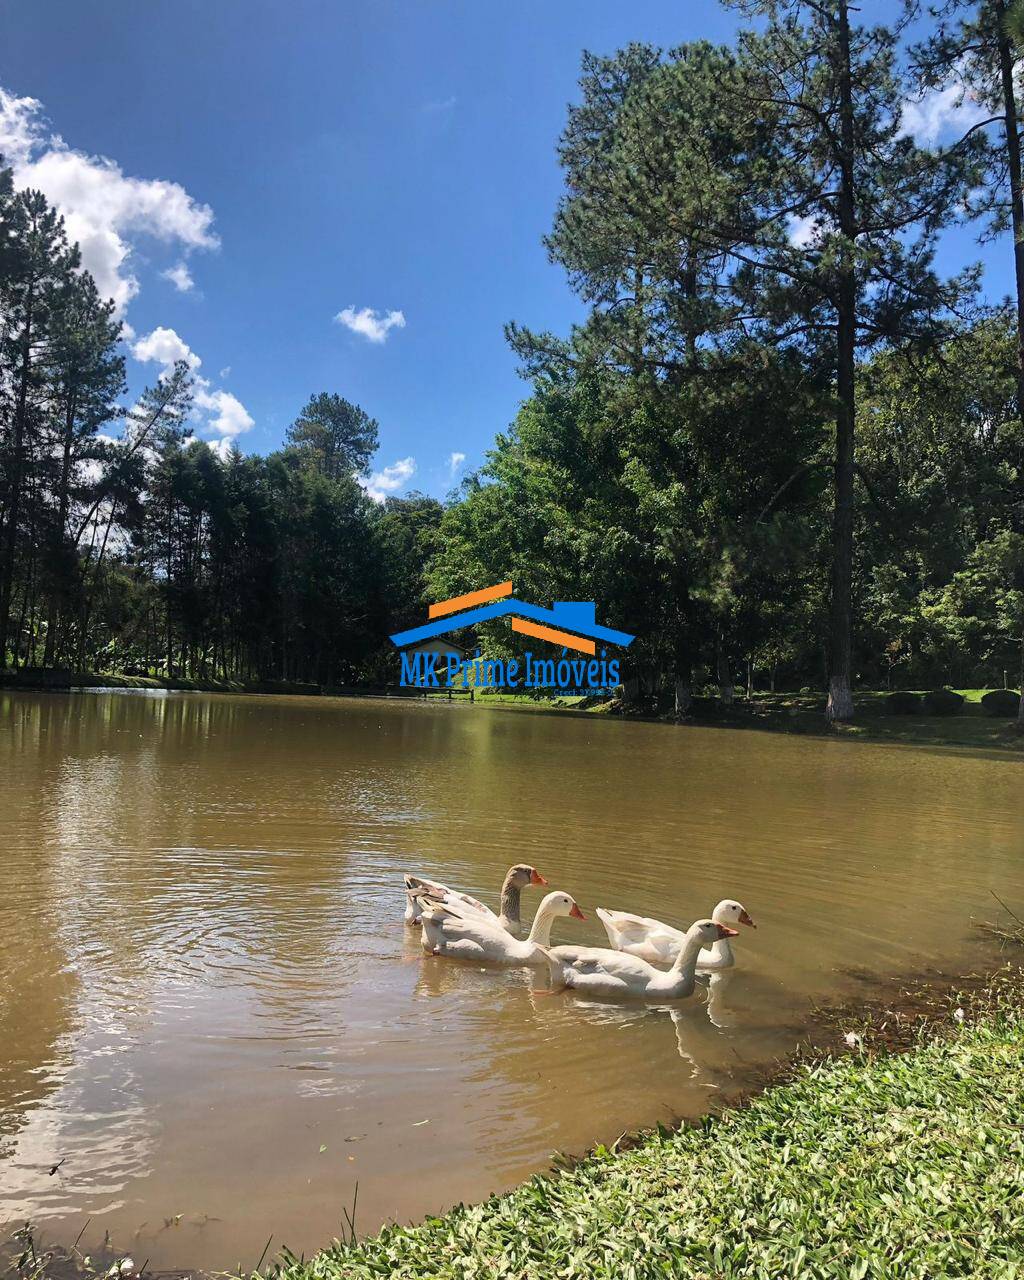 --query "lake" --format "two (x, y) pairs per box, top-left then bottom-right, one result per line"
(1, 690), (1021, 1272)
